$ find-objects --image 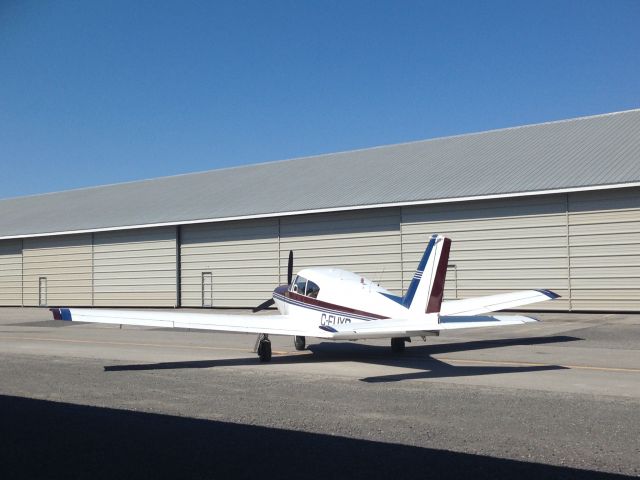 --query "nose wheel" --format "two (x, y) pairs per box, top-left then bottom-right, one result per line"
(256, 334), (272, 362)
